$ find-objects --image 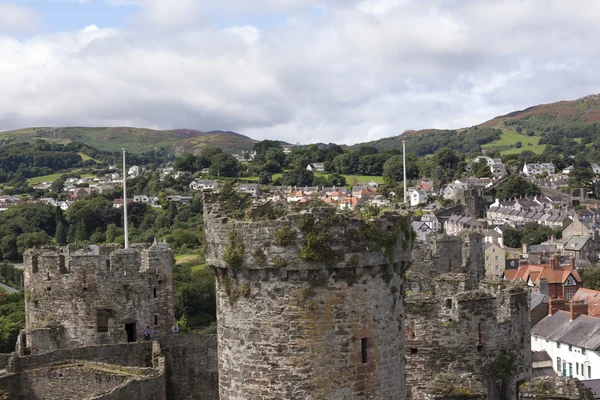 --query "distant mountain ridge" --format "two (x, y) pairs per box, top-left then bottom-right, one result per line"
(0, 126), (258, 154)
